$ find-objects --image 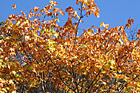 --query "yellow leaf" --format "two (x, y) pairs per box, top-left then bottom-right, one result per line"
(101, 71), (106, 73)
(138, 82), (140, 87)
(12, 71), (16, 75)
(50, 1), (54, 5)
(83, 71), (88, 75)
(83, 0), (87, 4)
(55, 18), (60, 22)
(12, 91), (17, 93)
(16, 21), (20, 26)
(96, 11), (100, 18)
(2, 88), (7, 92)
(9, 80), (14, 84)
(100, 22), (104, 27)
